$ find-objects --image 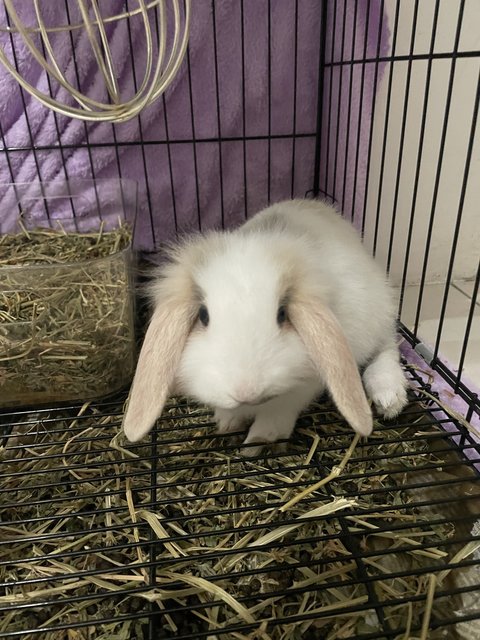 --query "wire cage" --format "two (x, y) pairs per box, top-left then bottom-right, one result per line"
(0, 1), (479, 639)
